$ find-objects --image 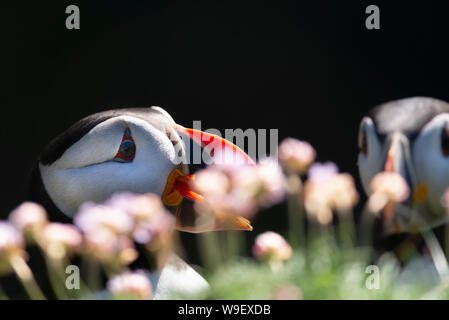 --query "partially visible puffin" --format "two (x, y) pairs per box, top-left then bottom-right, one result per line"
(26, 106), (254, 298)
(358, 97), (449, 234)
